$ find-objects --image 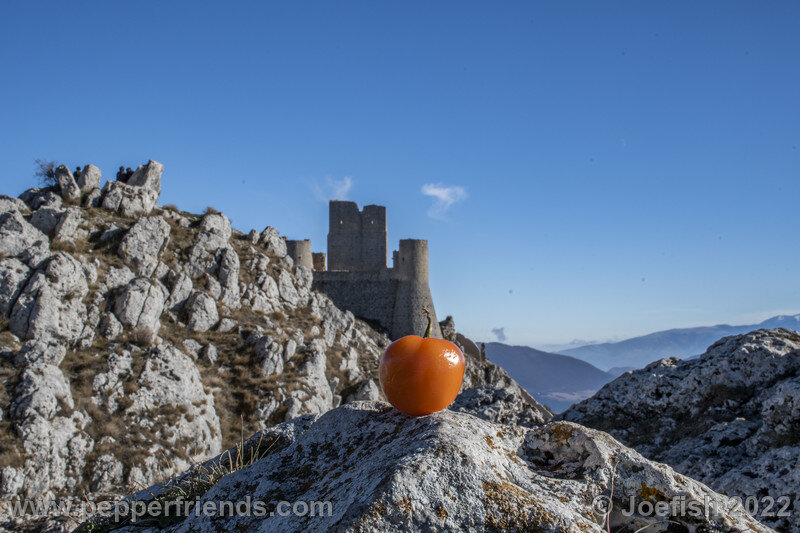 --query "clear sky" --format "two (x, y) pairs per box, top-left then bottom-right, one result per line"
(2, 2), (798, 347)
